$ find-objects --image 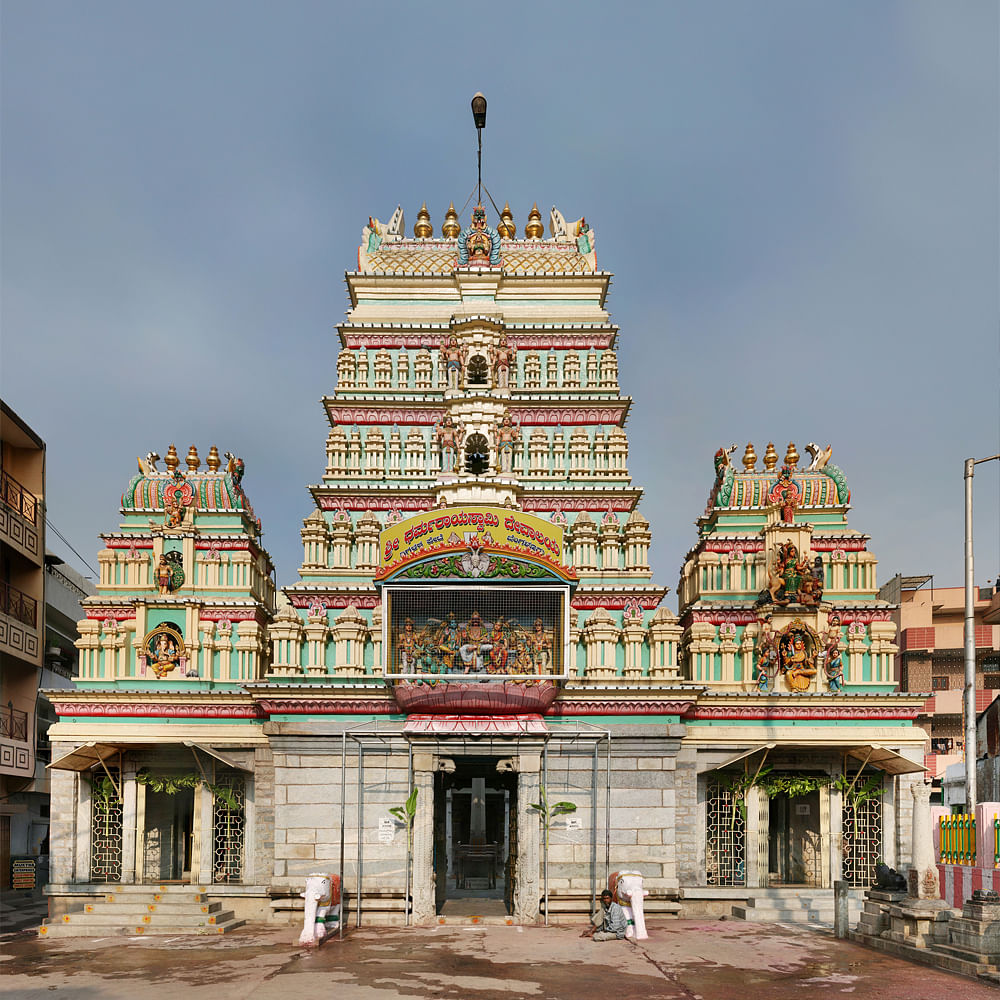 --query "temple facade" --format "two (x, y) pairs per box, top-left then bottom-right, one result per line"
(44, 202), (927, 930)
